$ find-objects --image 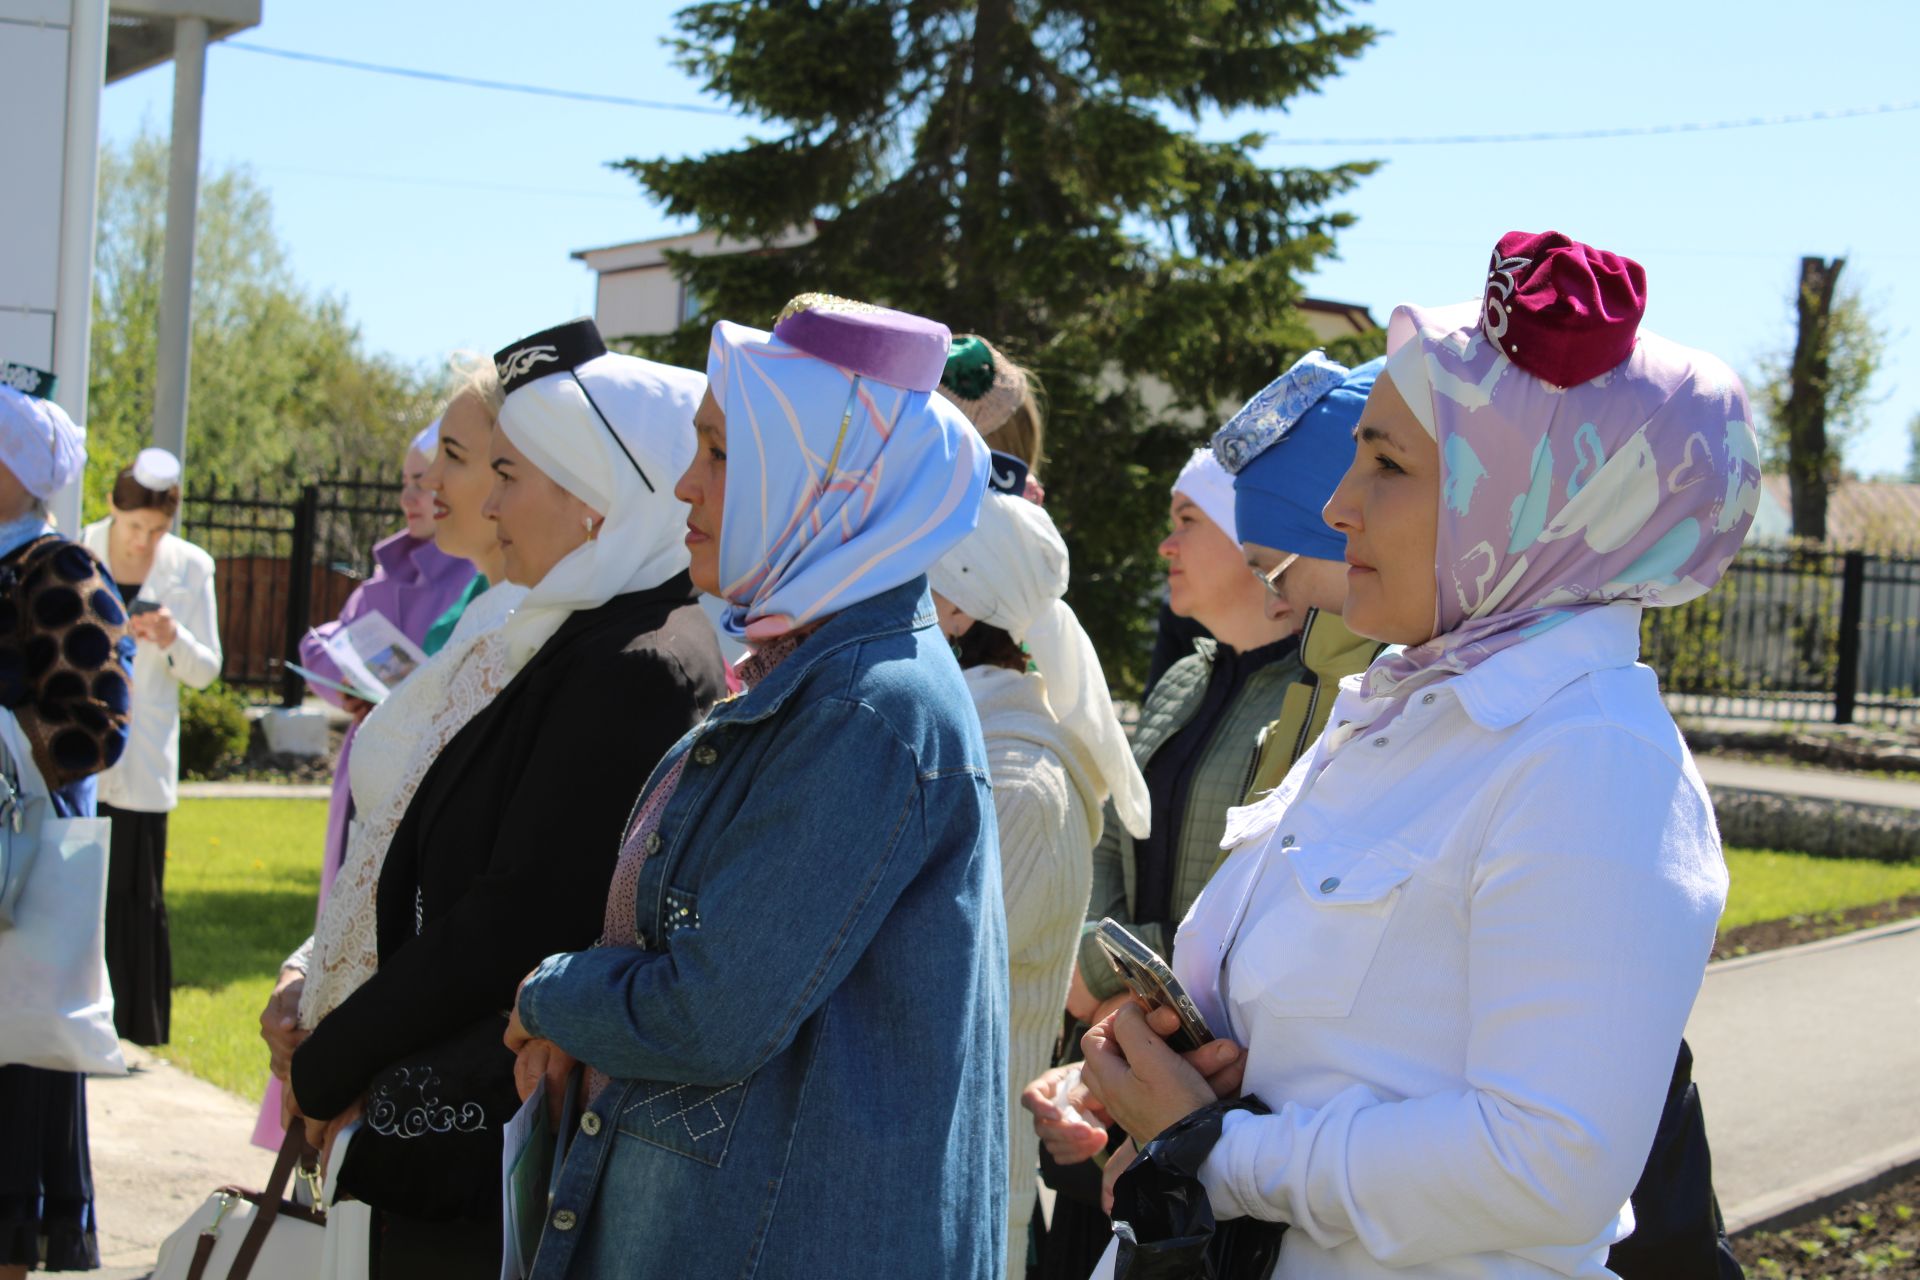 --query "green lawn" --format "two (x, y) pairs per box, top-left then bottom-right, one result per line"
(163, 797), (326, 1098)
(1722, 847), (1920, 930)
(155, 797), (1920, 1096)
